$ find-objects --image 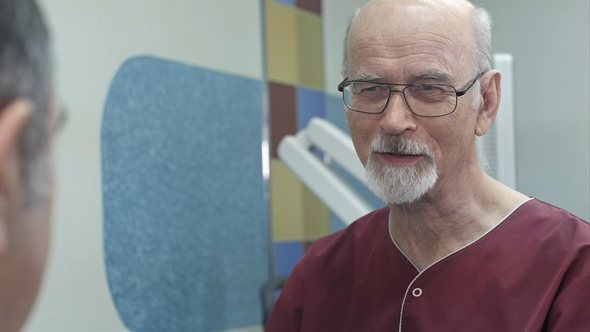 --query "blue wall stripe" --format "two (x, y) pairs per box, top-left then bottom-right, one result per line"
(296, 86), (326, 130)
(273, 241), (304, 276)
(273, 0), (295, 6)
(324, 94), (385, 231)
